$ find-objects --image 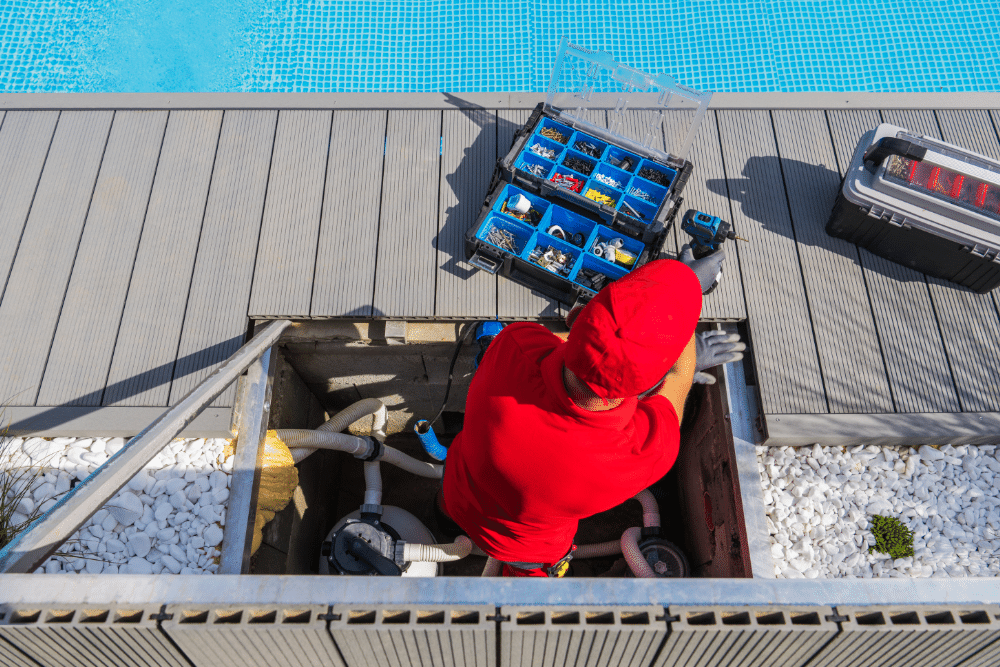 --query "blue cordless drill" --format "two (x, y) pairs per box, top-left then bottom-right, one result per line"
(681, 210), (746, 293)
